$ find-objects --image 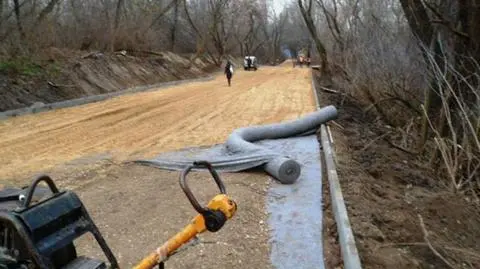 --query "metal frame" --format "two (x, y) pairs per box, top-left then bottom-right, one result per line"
(179, 161), (226, 215)
(311, 70), (362, 269)
(1, 175), (120, 269)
